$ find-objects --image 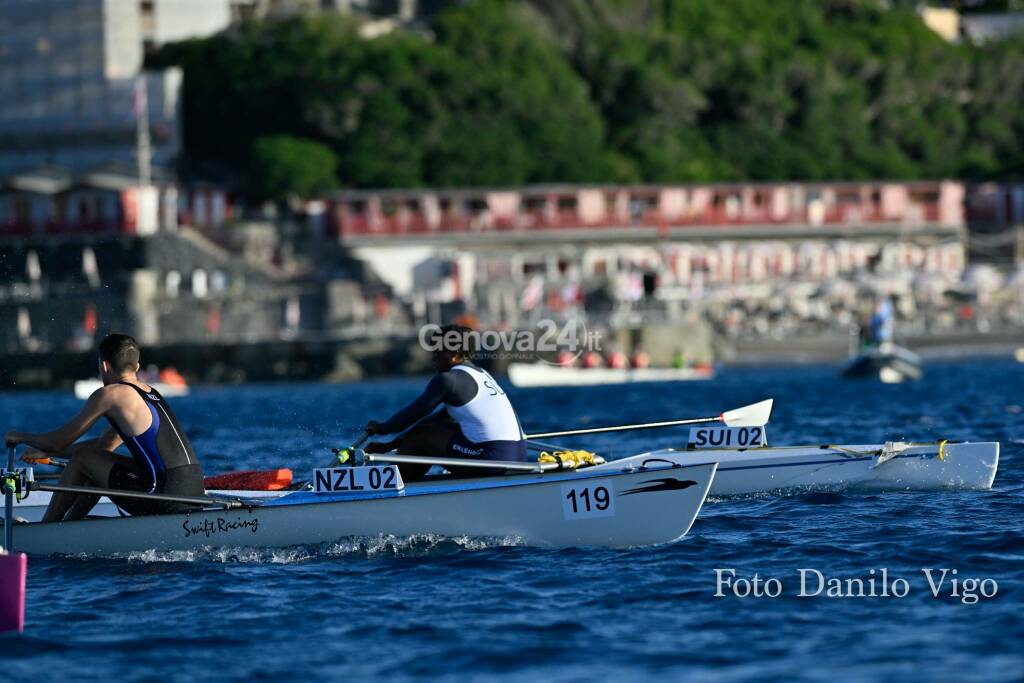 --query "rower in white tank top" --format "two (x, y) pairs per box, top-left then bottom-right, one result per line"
(364, 324), (530, 476)
(446, 363), (524, 444)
